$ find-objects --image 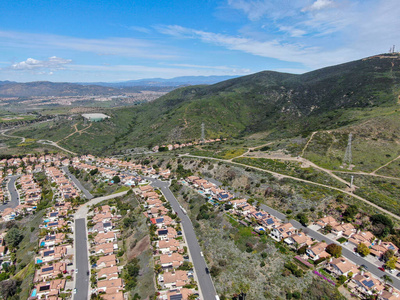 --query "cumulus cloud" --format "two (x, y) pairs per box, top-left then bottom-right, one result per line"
(11, 56), (72, 70)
